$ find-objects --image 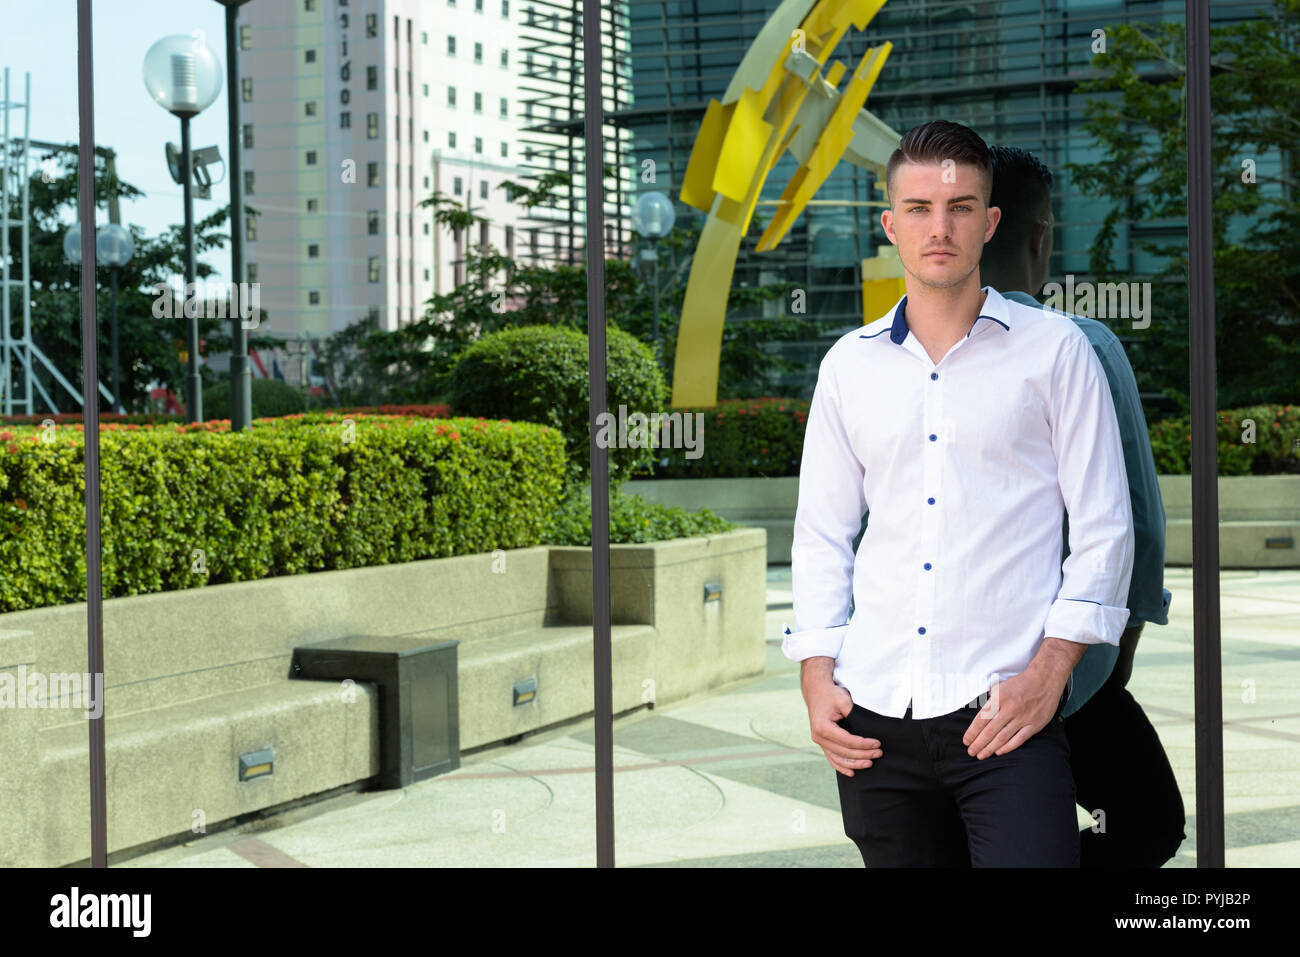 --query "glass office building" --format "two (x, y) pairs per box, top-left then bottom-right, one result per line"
(618, 0), (1280, 407)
